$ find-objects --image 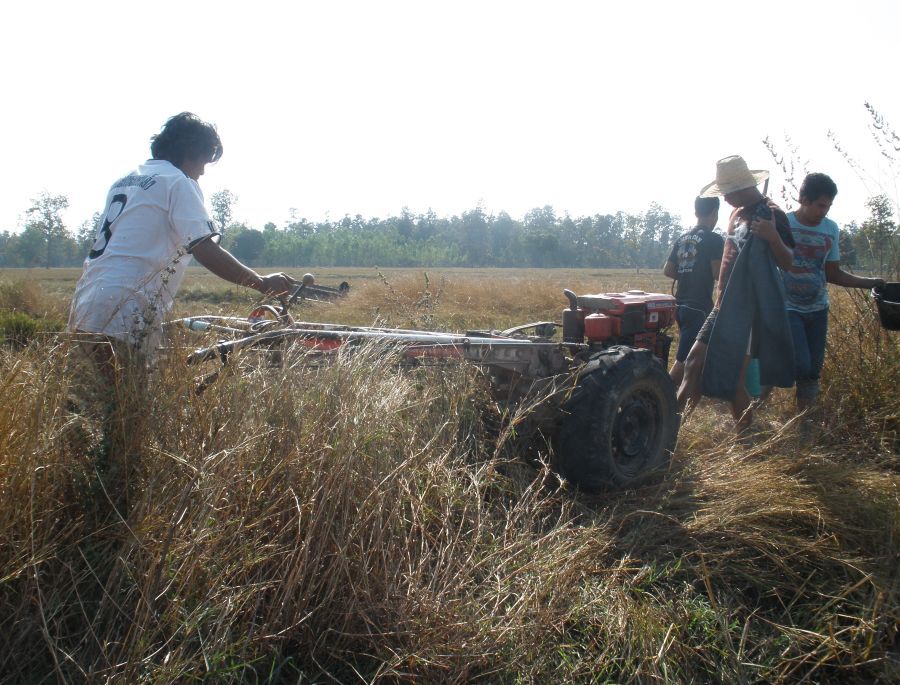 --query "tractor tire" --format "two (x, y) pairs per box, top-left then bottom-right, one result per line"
(557, 346), (679, 489)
